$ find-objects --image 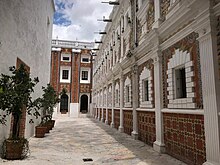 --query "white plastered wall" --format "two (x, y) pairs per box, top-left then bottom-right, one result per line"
(0, 0), (54, 150)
